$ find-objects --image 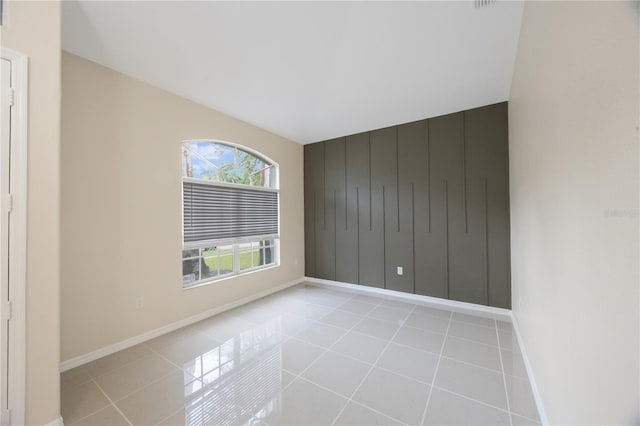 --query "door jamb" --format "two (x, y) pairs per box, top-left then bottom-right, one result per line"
(1, 47), (28, 426)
